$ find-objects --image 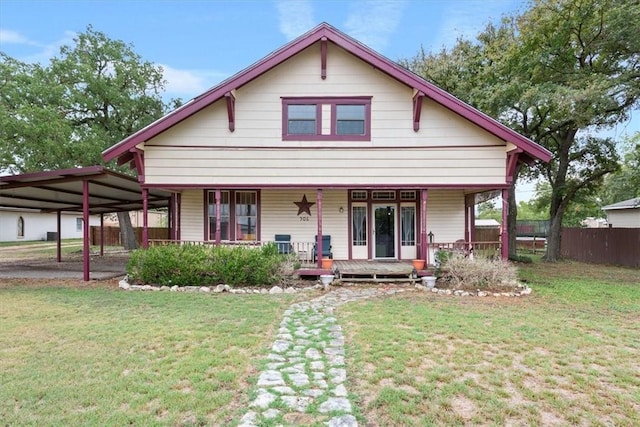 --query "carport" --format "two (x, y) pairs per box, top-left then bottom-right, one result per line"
(0, 166), (172, 280)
